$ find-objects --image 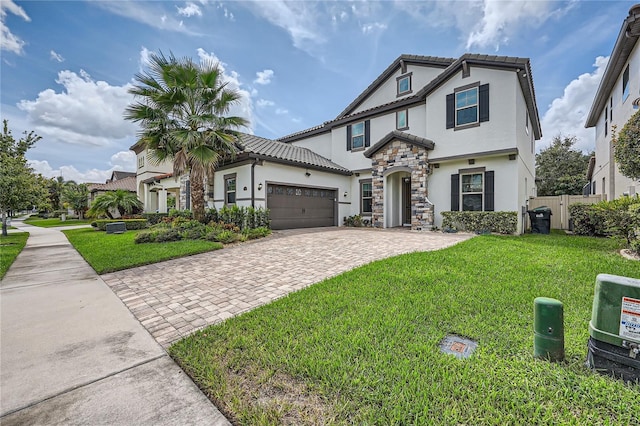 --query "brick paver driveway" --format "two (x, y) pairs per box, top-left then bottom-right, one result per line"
(102, 228), (472, 347)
